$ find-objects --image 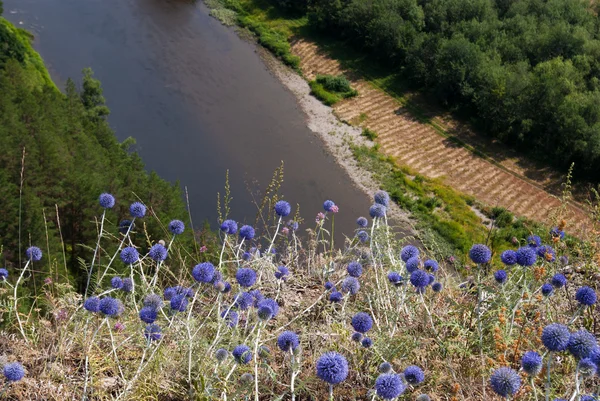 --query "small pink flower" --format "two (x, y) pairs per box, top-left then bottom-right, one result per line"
(114, 322), (125, 332)
(330, 205), (339, 213)
(316, 212), (325, 223)
(199, 245), (207, 253)
(44, 277), (53, 285)
(55, 309), (68, 322)
(282, 227), (290, 235)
